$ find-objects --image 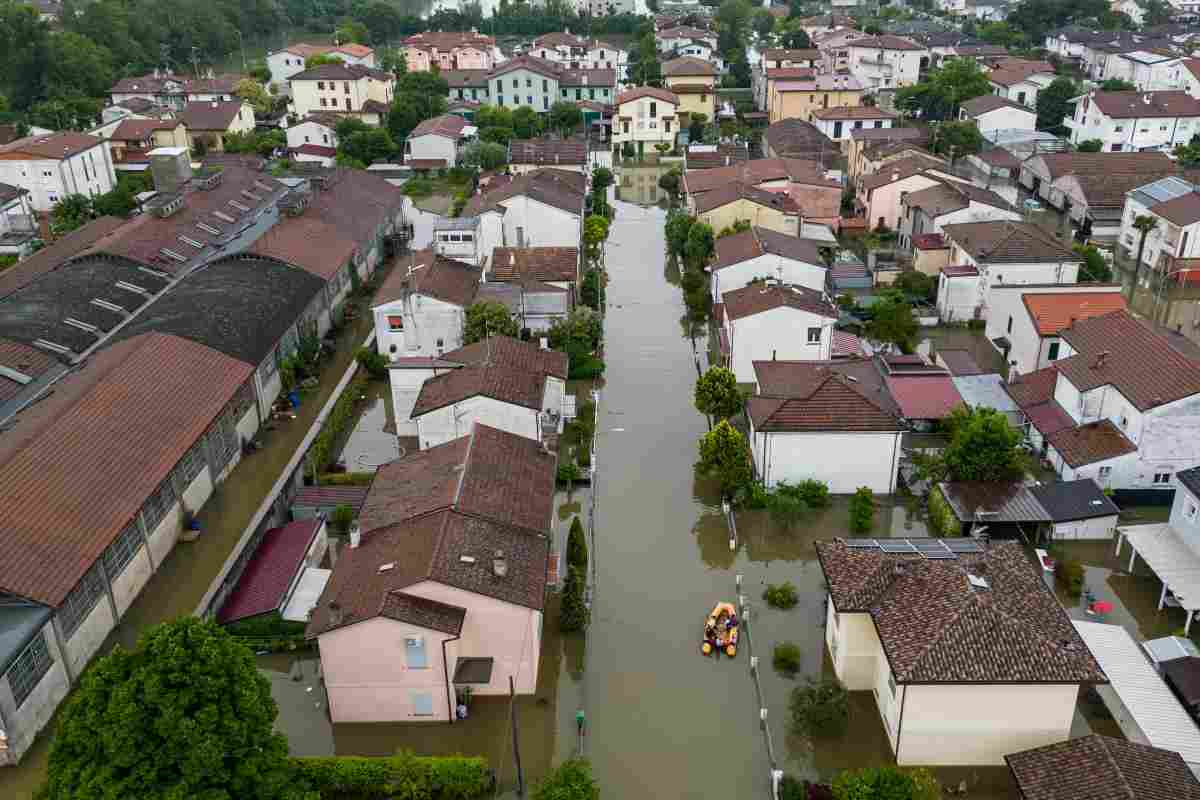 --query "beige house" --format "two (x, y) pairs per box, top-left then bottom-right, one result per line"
(693, 183), (802, 236)
(289, 62), (395, 124)
(817, 538), (1106, 766)
(662, 57), (717, 122)
(846, 127), (928, 186)
(857, 153), (960, 231)
(612, 86), (680, 159)
(178, 100), (255, 153)
(766, 74), (864, 124)
(108, 118), (189, 165)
